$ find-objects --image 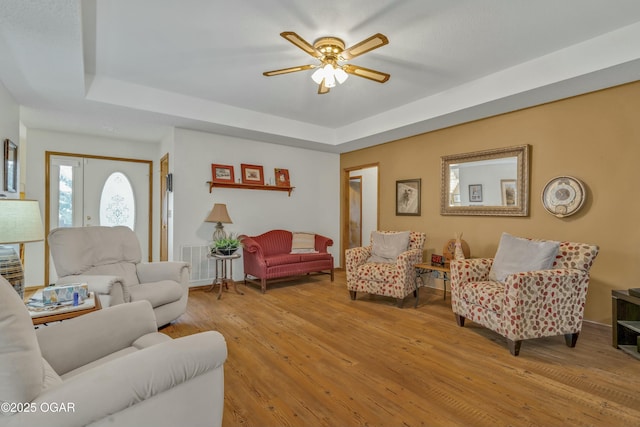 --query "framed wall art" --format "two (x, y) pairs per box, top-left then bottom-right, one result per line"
(274, 168), (290, 187)
(500, 179), (517, 206)
(241, 164), (264, 185)
(4, 139), (17, 193)
(211, 164), (235, 183)
(469, 184), (483, 202)
(396, 178), (421, 216)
